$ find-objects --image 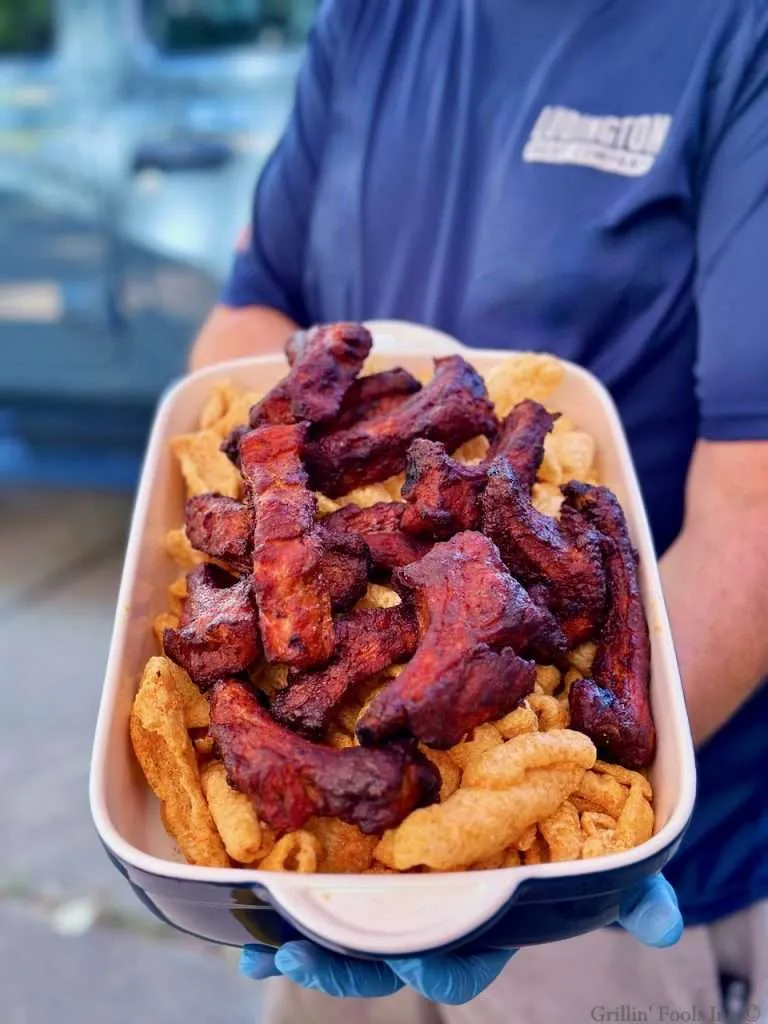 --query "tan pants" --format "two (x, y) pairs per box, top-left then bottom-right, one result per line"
(262, 903), (768, 1024)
